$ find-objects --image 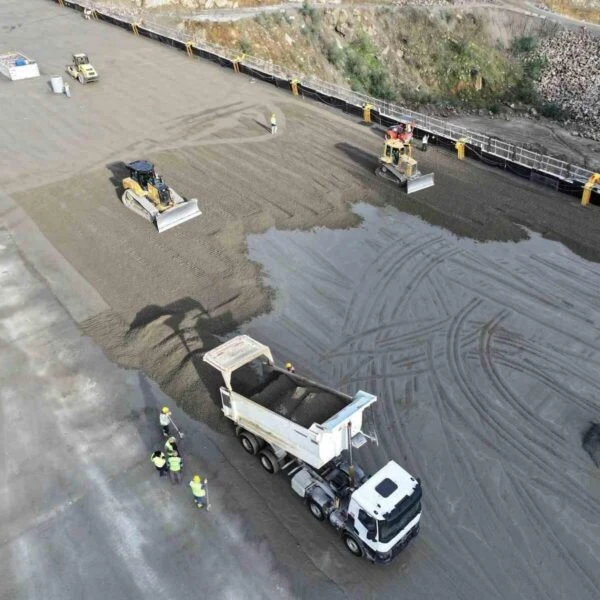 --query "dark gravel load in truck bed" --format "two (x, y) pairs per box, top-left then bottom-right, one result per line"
(248, 370), (349, 429)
